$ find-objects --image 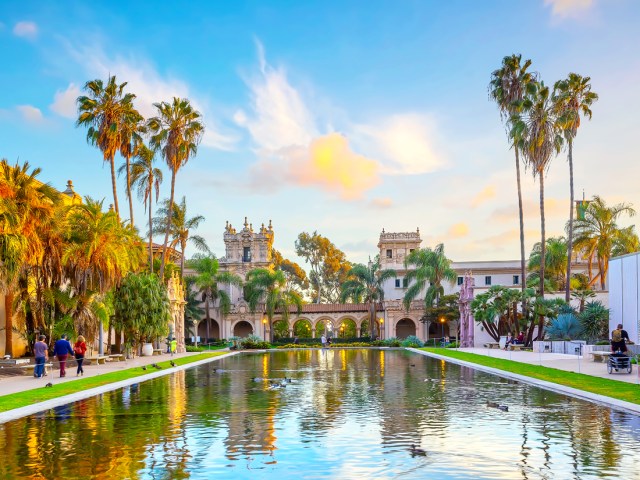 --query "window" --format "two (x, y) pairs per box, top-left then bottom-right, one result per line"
(386, 249), (392, 258)
(395, 278), (401, 288)
(513, 275), (519, 285)
(243, 247), (251, 262)
(402, 278), (408, 288)
(485, 276), (492, 286)
(457, 276), (464, 286)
